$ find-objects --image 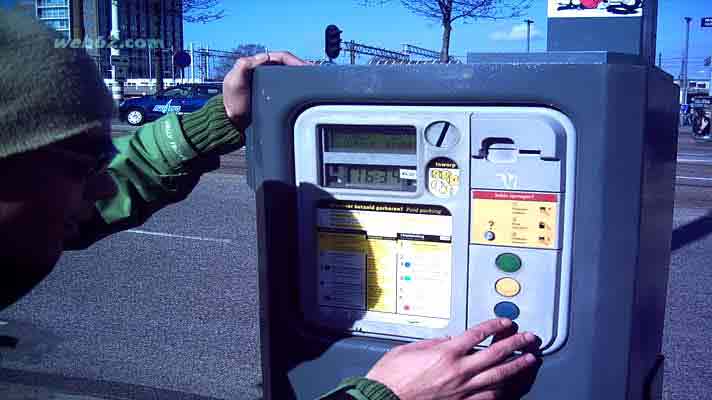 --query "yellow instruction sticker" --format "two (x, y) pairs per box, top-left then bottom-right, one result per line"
(471, 191), (559, 249)
(318, 232), (367, 309)
(366, 238), (398, 313)
(317, 201), (453, 321)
